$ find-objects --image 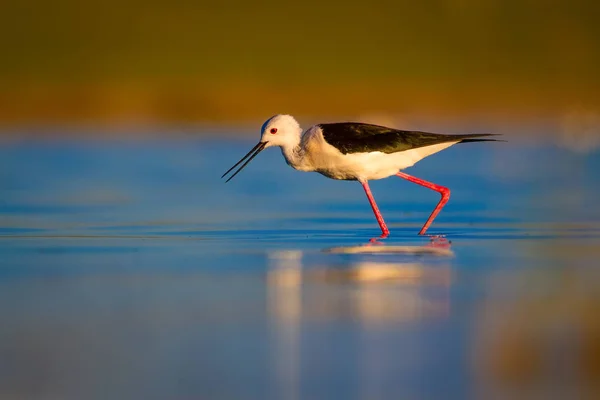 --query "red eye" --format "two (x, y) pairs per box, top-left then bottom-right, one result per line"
(270, 128), (277, 134)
